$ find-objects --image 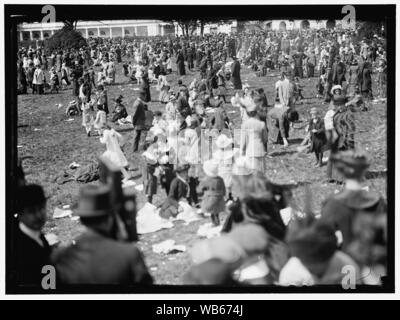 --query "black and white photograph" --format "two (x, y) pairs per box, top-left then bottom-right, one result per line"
(2, 2), (396, 299)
